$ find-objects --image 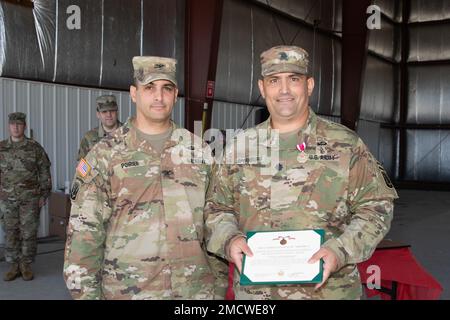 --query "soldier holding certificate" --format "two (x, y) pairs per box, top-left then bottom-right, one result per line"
(204, 45), (398, 299)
